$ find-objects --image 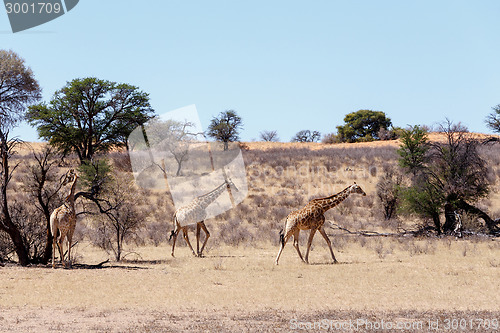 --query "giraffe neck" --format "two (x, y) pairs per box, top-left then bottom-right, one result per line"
(197, 182), (228, 209)
(65, 176), (78, 208)
(314, 185), (353, 212)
